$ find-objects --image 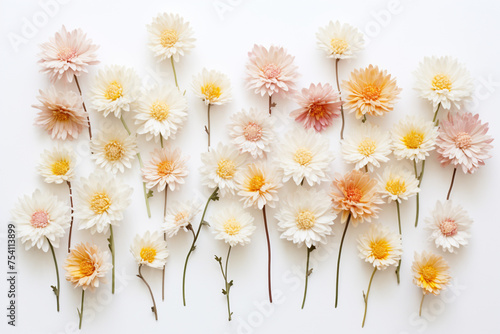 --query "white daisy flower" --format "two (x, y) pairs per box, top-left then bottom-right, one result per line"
(358, 224), (402, 270)
(91, 65), (140, 118)
(75, 170), (133, 234)
(425, 200), (472, 253)
(192, 68), (232, 105)
(38, 144), (76, 184)
(210, 202), (256, 247)
(135, 84), (188, 142)
(235, 162), (282, 209)
(377, 165), (420, 203)
(130, 230), (169, 269)
(90, 124), (138, 174)
(147, 13), (195, 62)
(316, 21), (364, 59)
(200, 143), (247, 197)
(341, 123), (392, 172)
(228, 108), (275, 159)
(162, 200), (202, 238)
(11, 189), (70, 251)
(276, 187), (336, 248)
(392, 115), (438, 162)
(277, 127), (332, 186)
(414, 56), (473, 110)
